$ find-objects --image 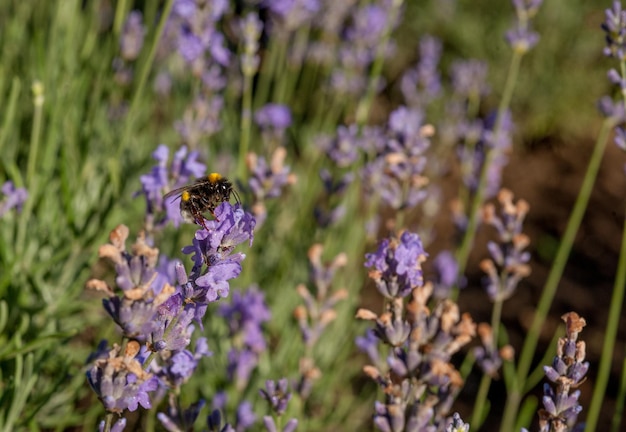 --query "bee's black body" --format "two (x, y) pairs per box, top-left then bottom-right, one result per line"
(164, 173), (238, 229)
